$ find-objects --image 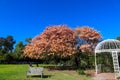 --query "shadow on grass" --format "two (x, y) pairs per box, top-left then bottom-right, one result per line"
(28, 75), (53, 78)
